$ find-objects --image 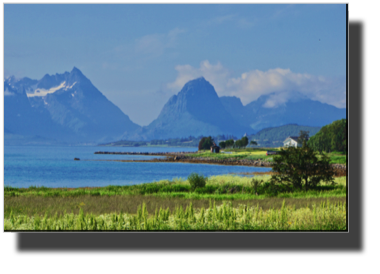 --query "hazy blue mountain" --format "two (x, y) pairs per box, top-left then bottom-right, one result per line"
(127, 77), (252, 140)
(4, 81), (64, 138)
(220, 92), (346, 132)
(5, 67), (141, 143)
(219, 96), (251, 127)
